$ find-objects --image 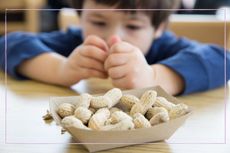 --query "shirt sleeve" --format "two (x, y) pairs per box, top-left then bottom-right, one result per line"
(146, 31), (230, 94)
(0, 27), (83, 79)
